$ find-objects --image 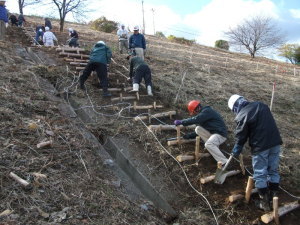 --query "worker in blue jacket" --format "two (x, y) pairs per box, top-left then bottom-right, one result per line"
(0, 0), (8, 41)
(79, 41), (112, 97)
(228, 94), (282, 211)
(129, 26), (146, 60)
